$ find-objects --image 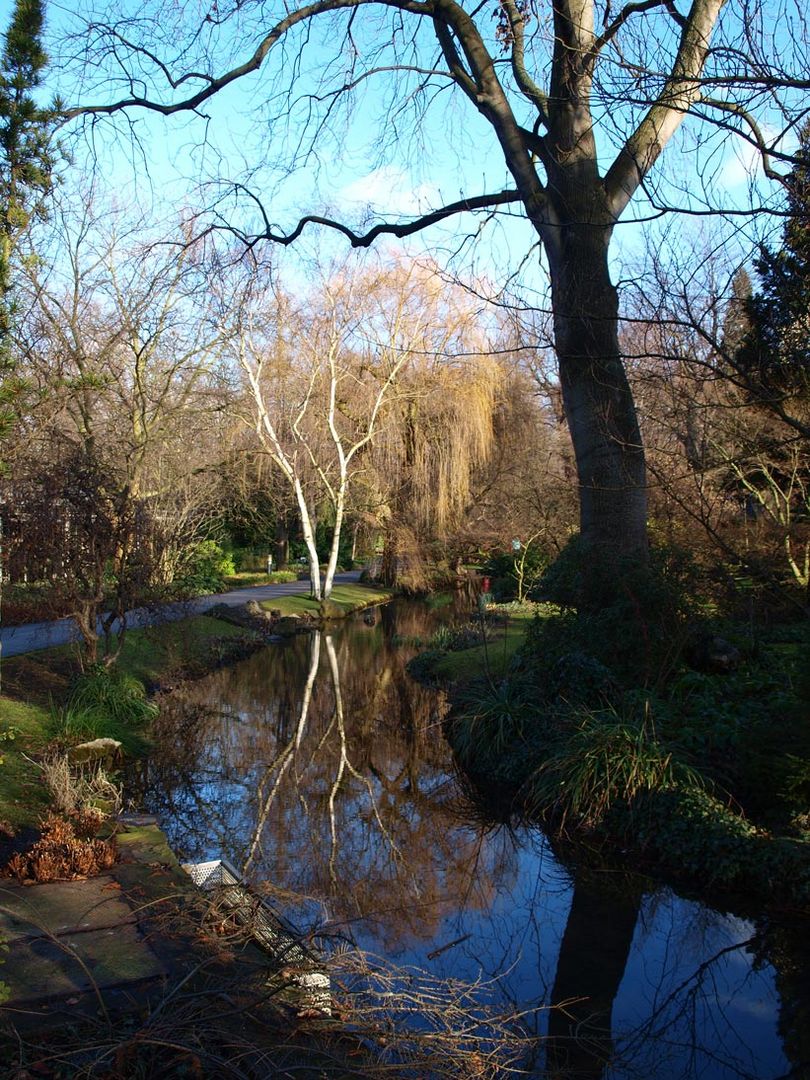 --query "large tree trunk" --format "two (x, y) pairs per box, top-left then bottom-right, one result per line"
(549, 224), (648, 565)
